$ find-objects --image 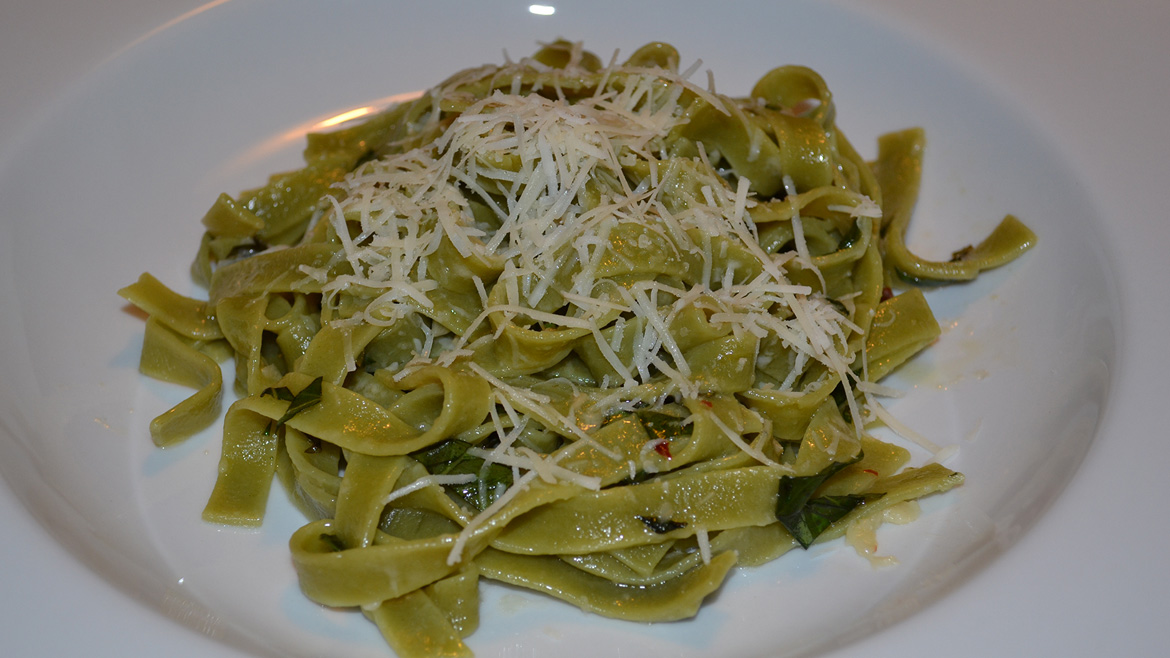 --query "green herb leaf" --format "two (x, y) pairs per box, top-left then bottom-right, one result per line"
(448, 462), (513, 510)
(409, 439), (514, 511)
(639, 409), (692, 442)
(838, 222), (863, 250)
(411, 439), (474, 470)
(261, 376), (324, 427)
(775, 452), (866, 549)
(636, 515), (687, 534)
(260, 383), (296, 402)
(784, 494), (866, 548)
